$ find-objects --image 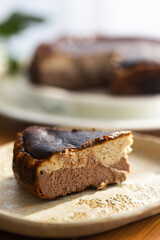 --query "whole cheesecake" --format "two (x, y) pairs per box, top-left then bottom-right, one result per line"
(13, 126), (133, 199)
(29, 36), (160, 94)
